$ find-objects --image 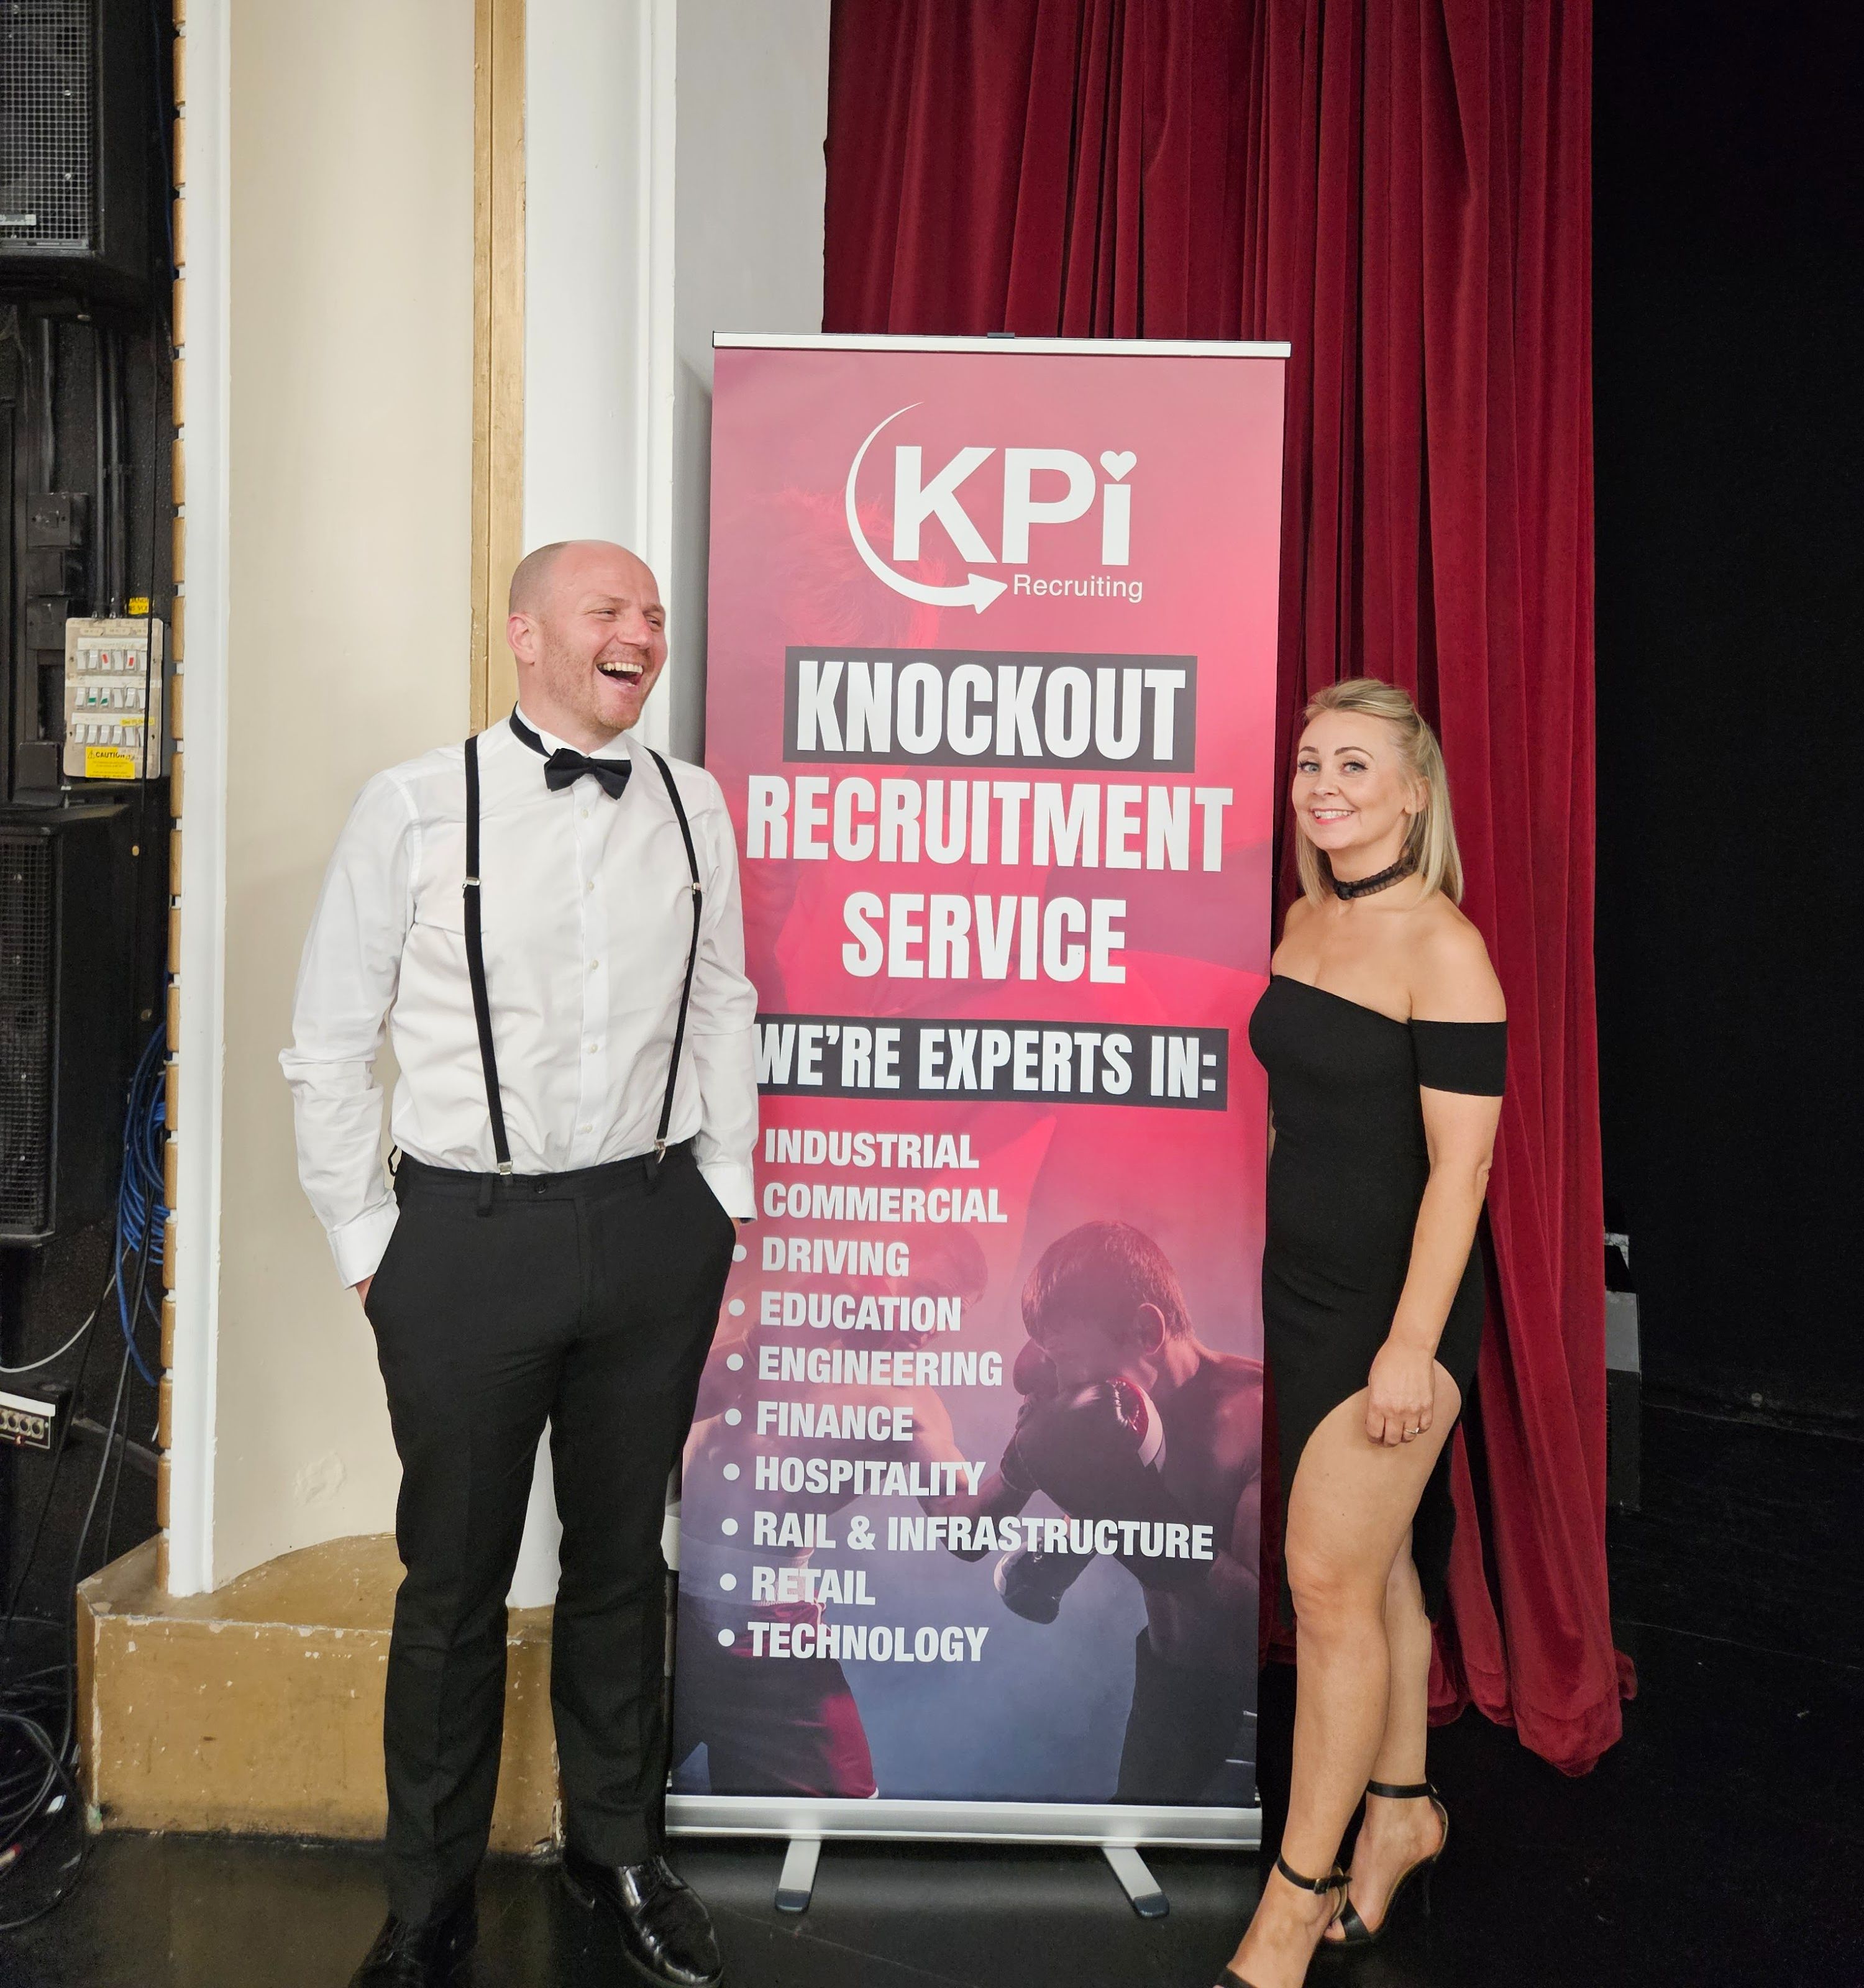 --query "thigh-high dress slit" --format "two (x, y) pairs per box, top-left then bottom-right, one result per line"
(1247, 975), (1505, 1619)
